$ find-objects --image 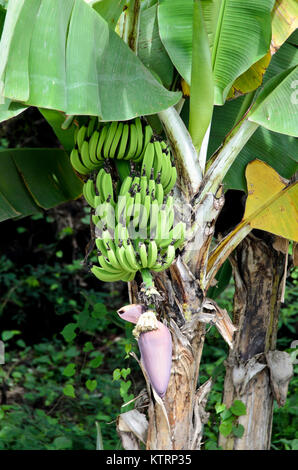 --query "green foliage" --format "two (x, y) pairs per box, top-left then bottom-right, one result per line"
(0, 148), (83, 222)
(0, 0), (180, 120)
(113, 367), (134, 412)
